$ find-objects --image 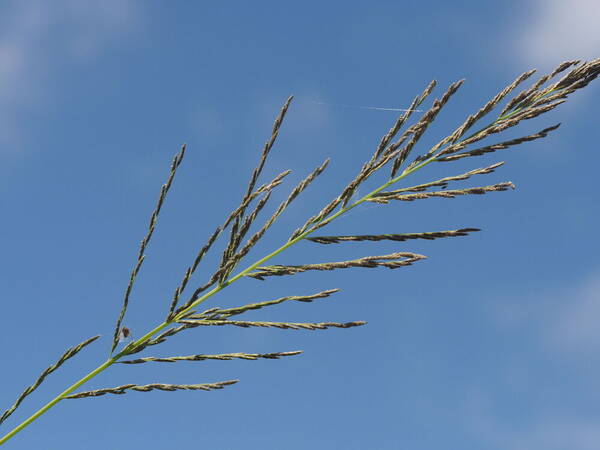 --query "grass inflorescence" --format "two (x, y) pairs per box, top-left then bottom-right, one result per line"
(1, 58), (599, 445)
